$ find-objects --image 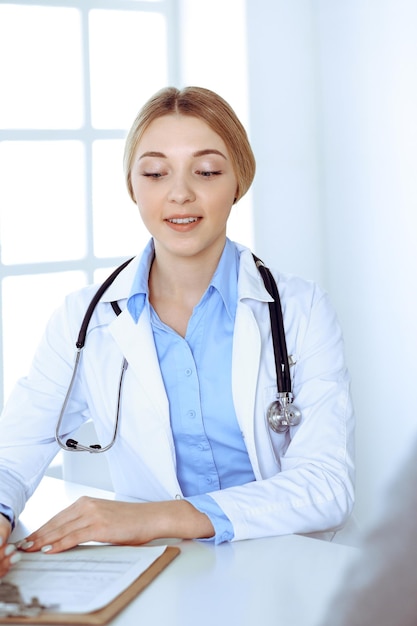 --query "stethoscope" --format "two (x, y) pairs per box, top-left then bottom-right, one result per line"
(55, 254), (301, 453)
